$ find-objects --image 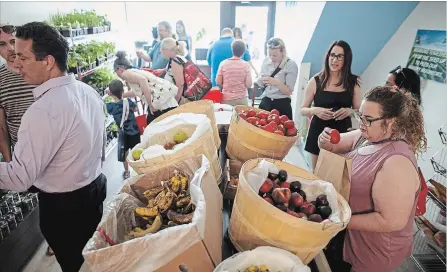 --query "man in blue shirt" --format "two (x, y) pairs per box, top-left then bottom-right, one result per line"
(137, 21), (172, 70)
(207, 28), (251, 86)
